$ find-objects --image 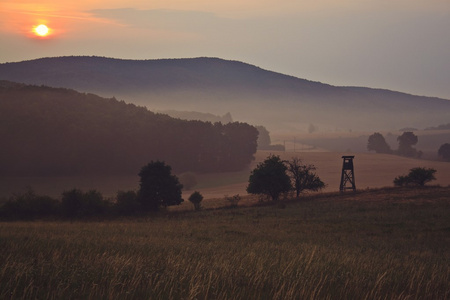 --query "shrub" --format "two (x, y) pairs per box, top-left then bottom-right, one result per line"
(115, 190), (140, 215)
(225, 194), (241, 208)
(188, 191), (203, 211)
(0, 188), (59, 220)
(394, 167), (437, 187)
(61, 189), (109, 218)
